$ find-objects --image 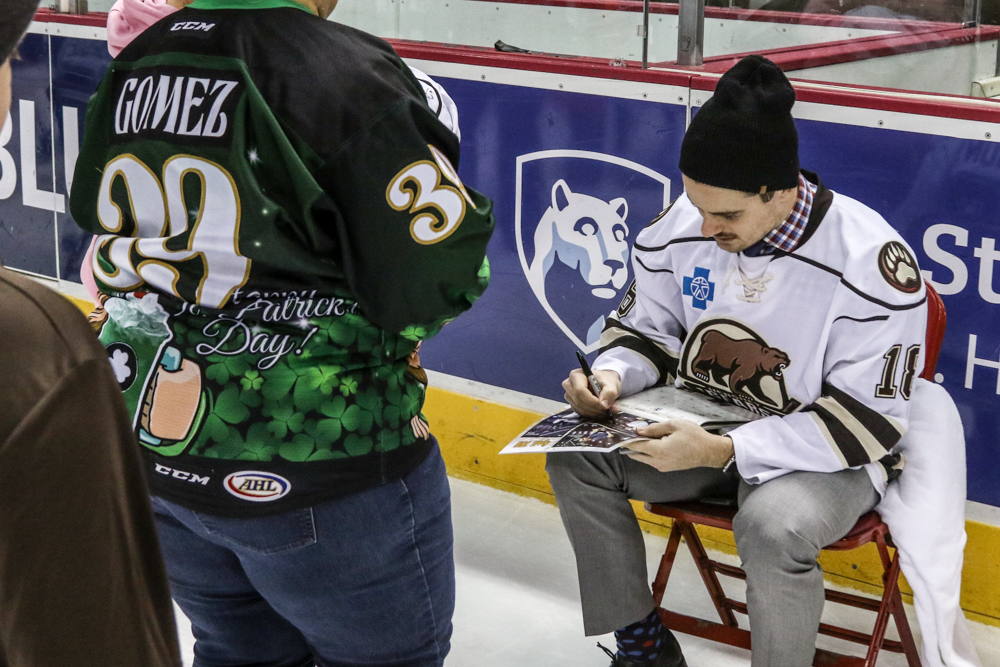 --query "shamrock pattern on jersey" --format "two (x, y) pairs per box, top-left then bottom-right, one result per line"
(96, 257), (489, 465)
(117, 292), (429, 464)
